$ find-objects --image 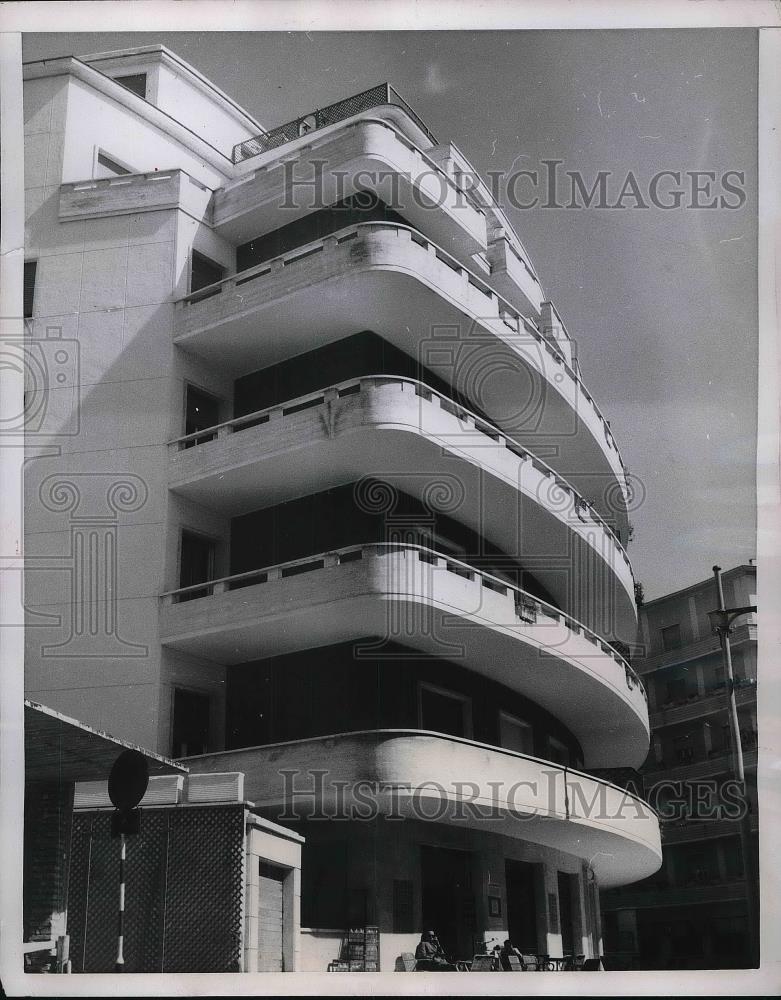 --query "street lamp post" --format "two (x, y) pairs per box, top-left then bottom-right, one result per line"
(707, 565), (758, 967)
